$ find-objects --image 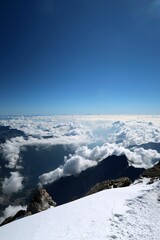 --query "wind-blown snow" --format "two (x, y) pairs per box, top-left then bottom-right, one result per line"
(0, 179), (159, 240)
